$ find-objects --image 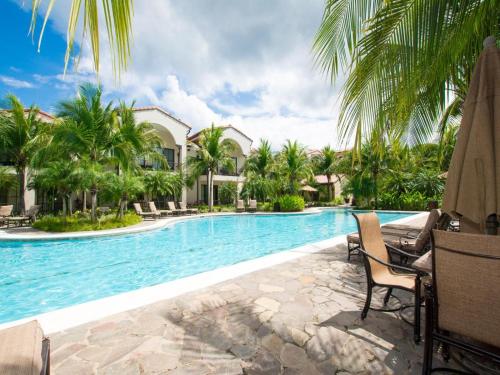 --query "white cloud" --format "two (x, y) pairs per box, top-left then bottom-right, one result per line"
(20, 0), (349, 150)
(0, 75), (35, 88)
